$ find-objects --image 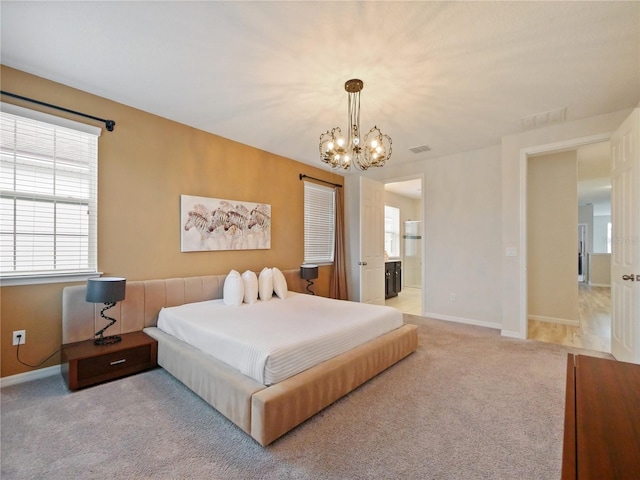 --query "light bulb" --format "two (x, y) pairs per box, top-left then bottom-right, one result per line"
(371, 139), (378, 148)
(335, 154), (340, 161)
(353, 137), (360, 146)
(372, 153), (378, 159)
(344, 155), (350, 163)
(327, 142), (334, 151)
(337, 138), (345, 147)
(376, 146), (382, 153)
